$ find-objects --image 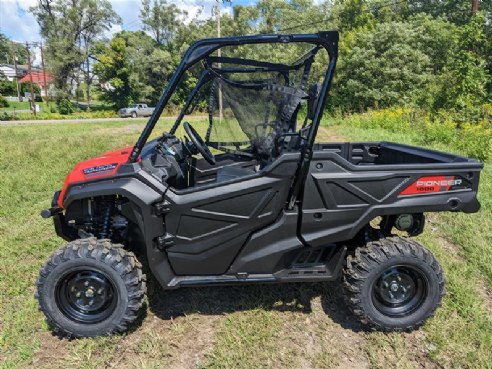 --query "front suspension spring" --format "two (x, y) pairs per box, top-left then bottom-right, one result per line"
(98, 199), (115, 239)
